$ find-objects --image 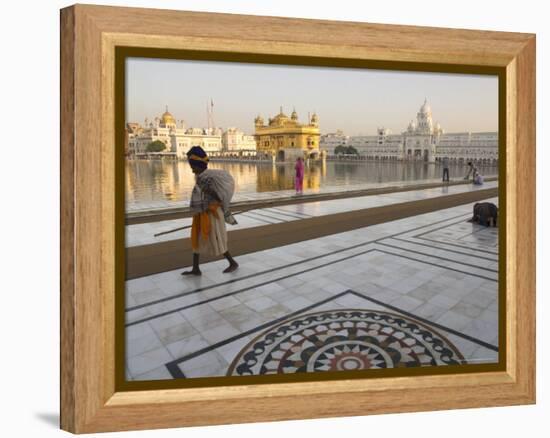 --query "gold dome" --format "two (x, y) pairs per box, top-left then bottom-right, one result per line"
(273, 113), (288, 121)
(270, 107), (289, 126)
(160, 107), (176, 126)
